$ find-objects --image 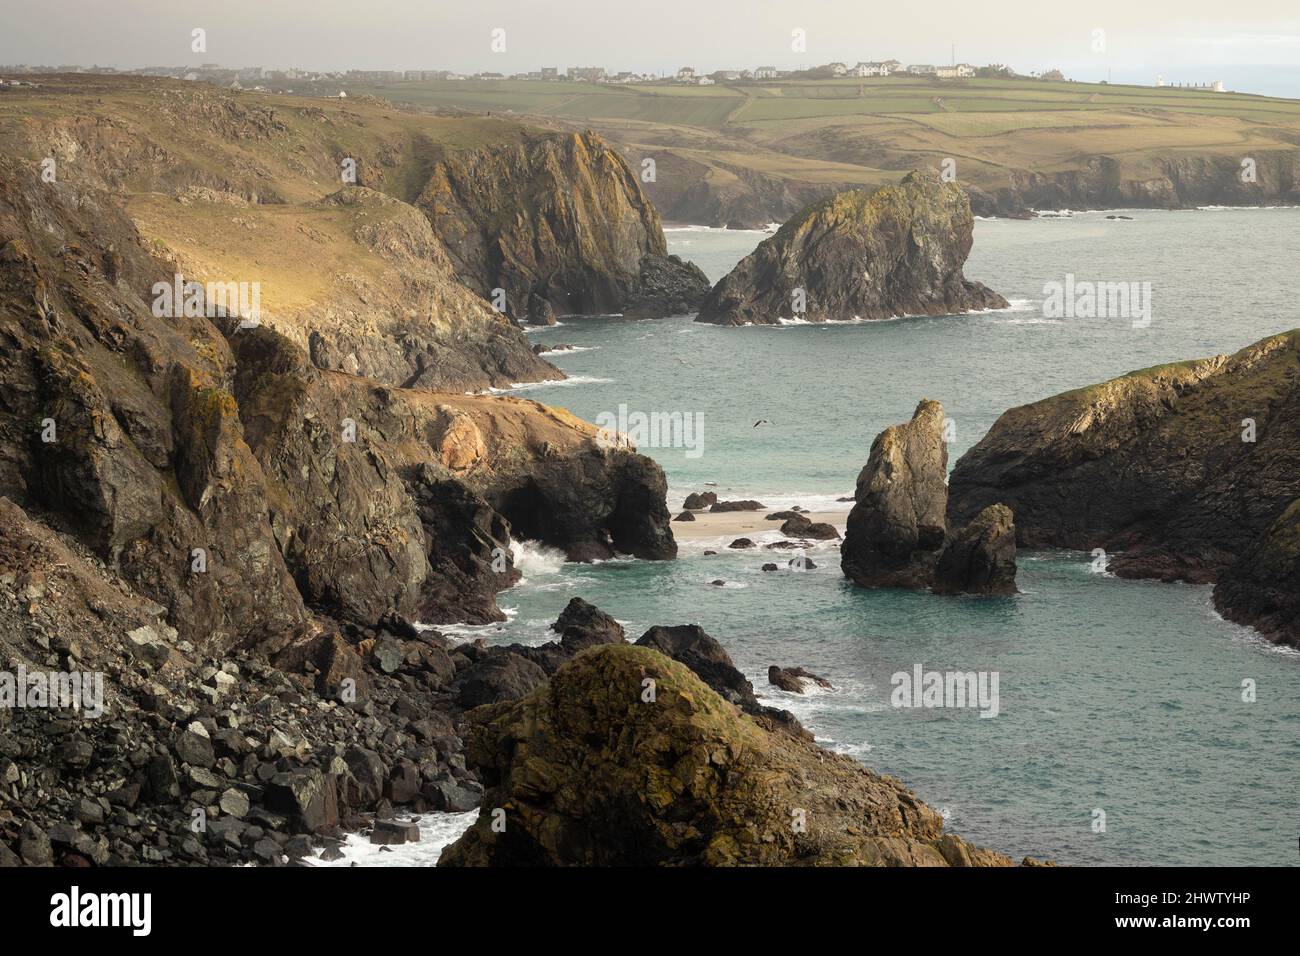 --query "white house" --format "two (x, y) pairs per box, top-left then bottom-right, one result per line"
(850, 62), (887, 77)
